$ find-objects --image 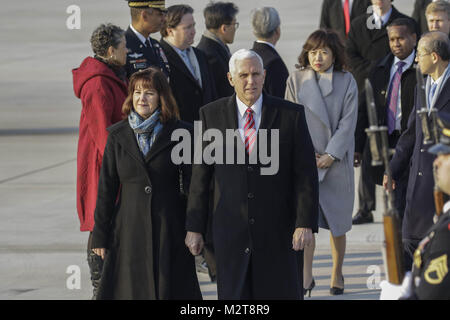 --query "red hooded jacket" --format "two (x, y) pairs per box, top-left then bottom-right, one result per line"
(73, 57), (127, 231)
